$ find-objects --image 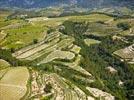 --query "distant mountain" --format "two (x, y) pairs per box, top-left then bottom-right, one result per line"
(0, 0), (134, 9)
